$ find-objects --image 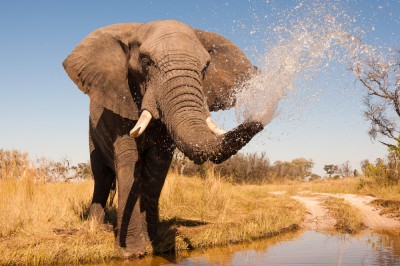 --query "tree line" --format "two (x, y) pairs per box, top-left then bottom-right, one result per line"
(1, 148), (398, 185)
(0, 149), (92, 182)
(170, 151), (317, 183)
